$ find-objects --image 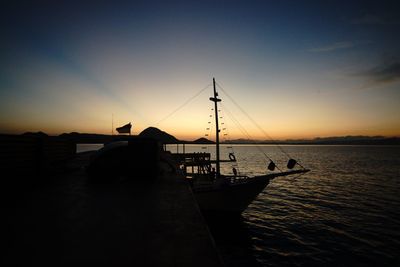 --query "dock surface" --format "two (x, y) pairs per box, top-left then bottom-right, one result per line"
(4, 152), (222, 266)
